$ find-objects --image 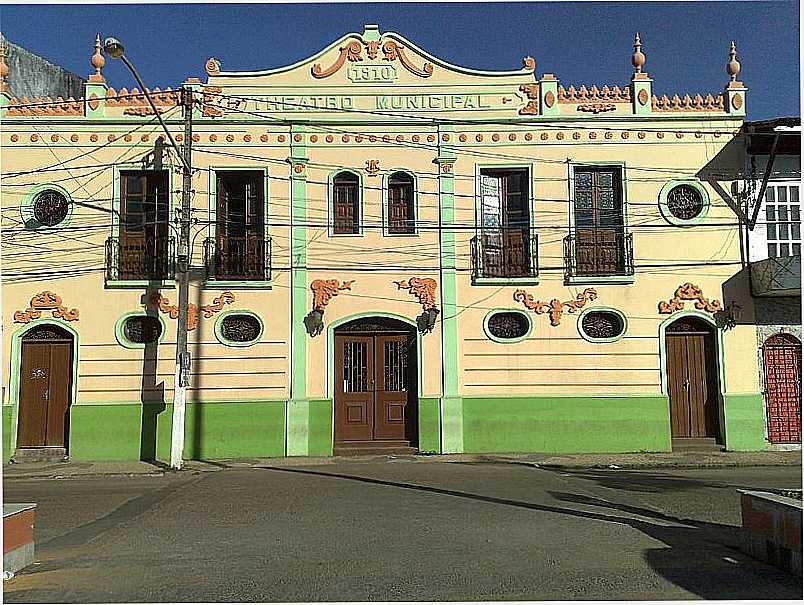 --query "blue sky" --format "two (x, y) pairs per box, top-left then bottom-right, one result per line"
(0, 1), (799, 119)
